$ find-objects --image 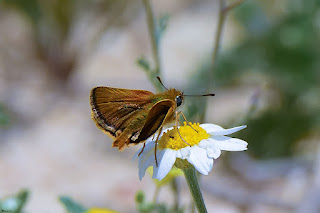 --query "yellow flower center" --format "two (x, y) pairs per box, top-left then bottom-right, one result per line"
(86, 208), (118, 213)
(158, 122), (210, 150)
